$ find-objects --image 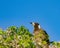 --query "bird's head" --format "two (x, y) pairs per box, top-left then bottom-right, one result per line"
(30, 22), (41, 29)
